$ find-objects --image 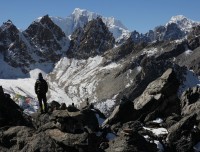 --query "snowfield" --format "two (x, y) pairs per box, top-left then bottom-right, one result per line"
(0, 56), (122, 114)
